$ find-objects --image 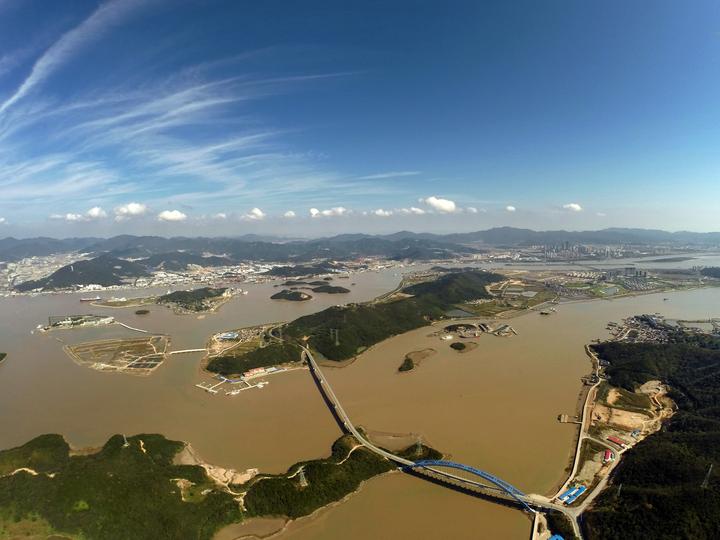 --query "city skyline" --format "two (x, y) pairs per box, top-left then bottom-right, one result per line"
(1, 0), (719, 236)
